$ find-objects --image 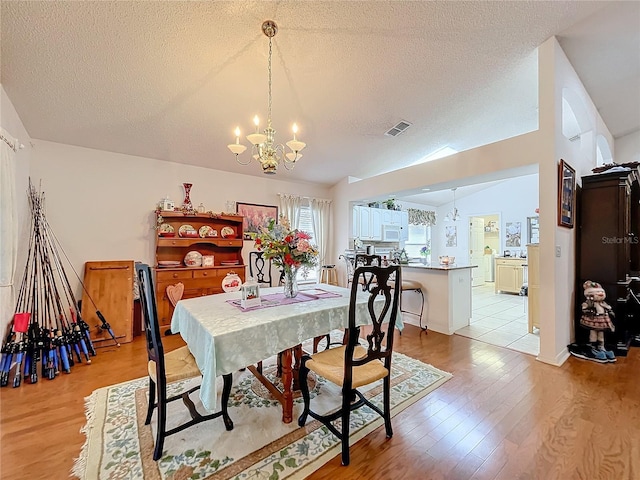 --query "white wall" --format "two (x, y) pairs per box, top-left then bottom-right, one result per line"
(432, 174), (539, 262)
(615, 130), (640, 164)
(536, 37), (614, 366)
(1, 85), (32, 334)
(28, 140), (331, 299)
